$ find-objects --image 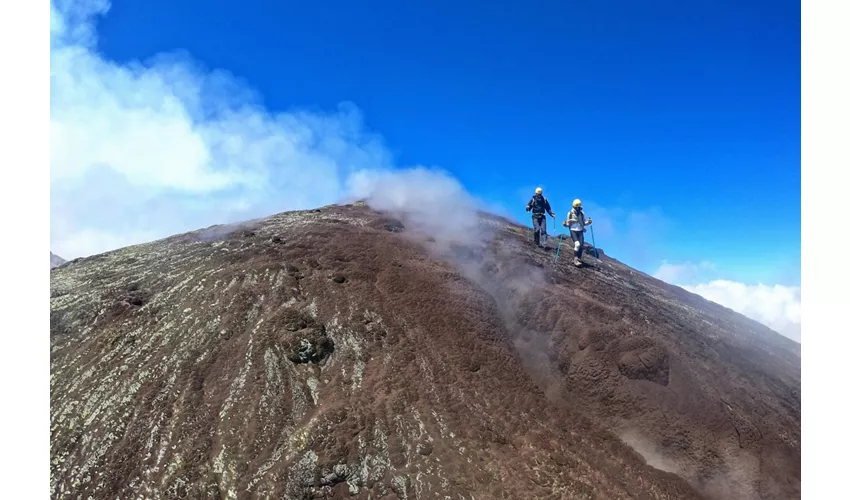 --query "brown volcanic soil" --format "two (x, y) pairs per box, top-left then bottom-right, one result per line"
(476, 222), (800, 500)
(49, 202), (800, 499)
